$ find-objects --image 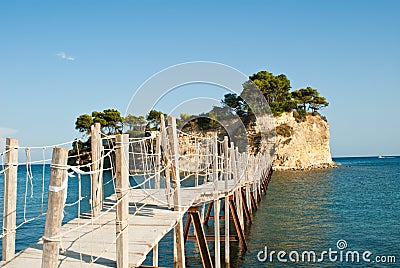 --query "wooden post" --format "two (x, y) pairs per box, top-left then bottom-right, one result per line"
(154, 134), (161, 190)
(160, 114), (172, 207)
(153, 243), (159, 267)
(204, 139), (210, 185)
(235, 149), (244, 230)
(91, 123), (103, 217)
(167, 117), (182, 211)
(224, 194), (230, 263)
(230, 144), (242, 231)
(167, 117), (185, 268)
(2, 138), (18, 261)
(41, 147), (69, 268)
(195, 138), (199, 187)
(115, 134), (129, 268)
(214, 198), (221, 268)
(230, 143), (236, 185)
(212, 134), (218, 194)
(223, 137), (229, 190)
(245, 156), (251, 215)
(223, 137), (230, 264)
(212, 134), (221, 268)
